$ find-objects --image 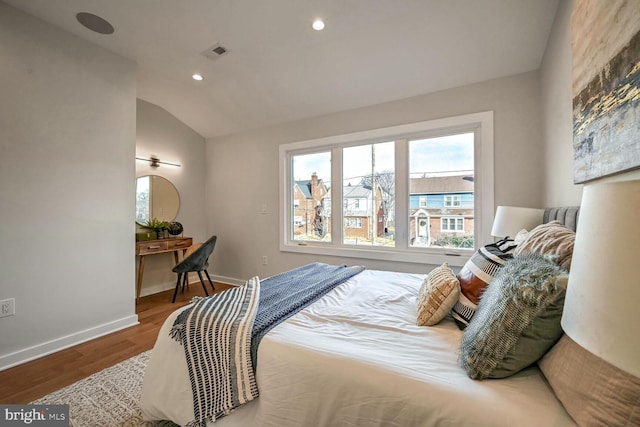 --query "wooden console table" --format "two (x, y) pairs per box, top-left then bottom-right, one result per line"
(135, 237), (192, 303)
